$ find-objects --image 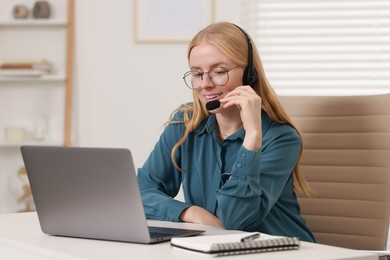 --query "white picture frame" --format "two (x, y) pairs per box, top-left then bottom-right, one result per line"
(134, 0), (215, 43)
